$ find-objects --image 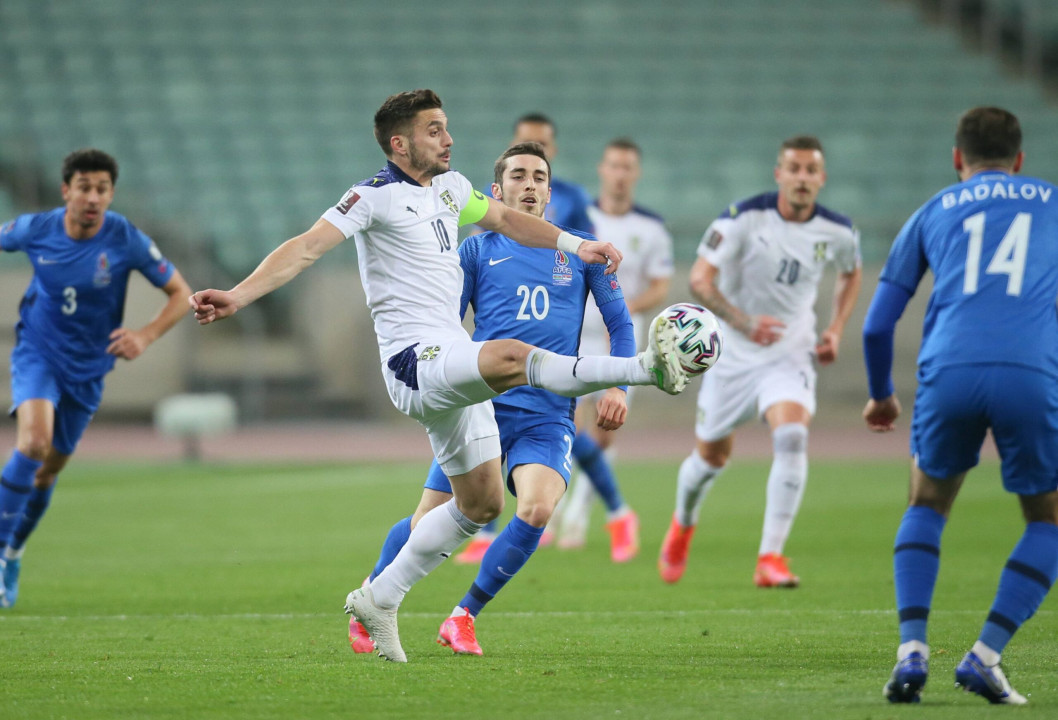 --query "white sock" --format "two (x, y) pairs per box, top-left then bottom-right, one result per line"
(525, 348), (651, 397)
(370, 499), (483, 609)
(758, 424), (808, 556)
(972, 640), (1000, 666)
(560, 470), (595, 531)
(675, 450), (724, 527)
(4, 545), (23, 561)
(898, 640), (930, 661)
(450, 605), (472, 618)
